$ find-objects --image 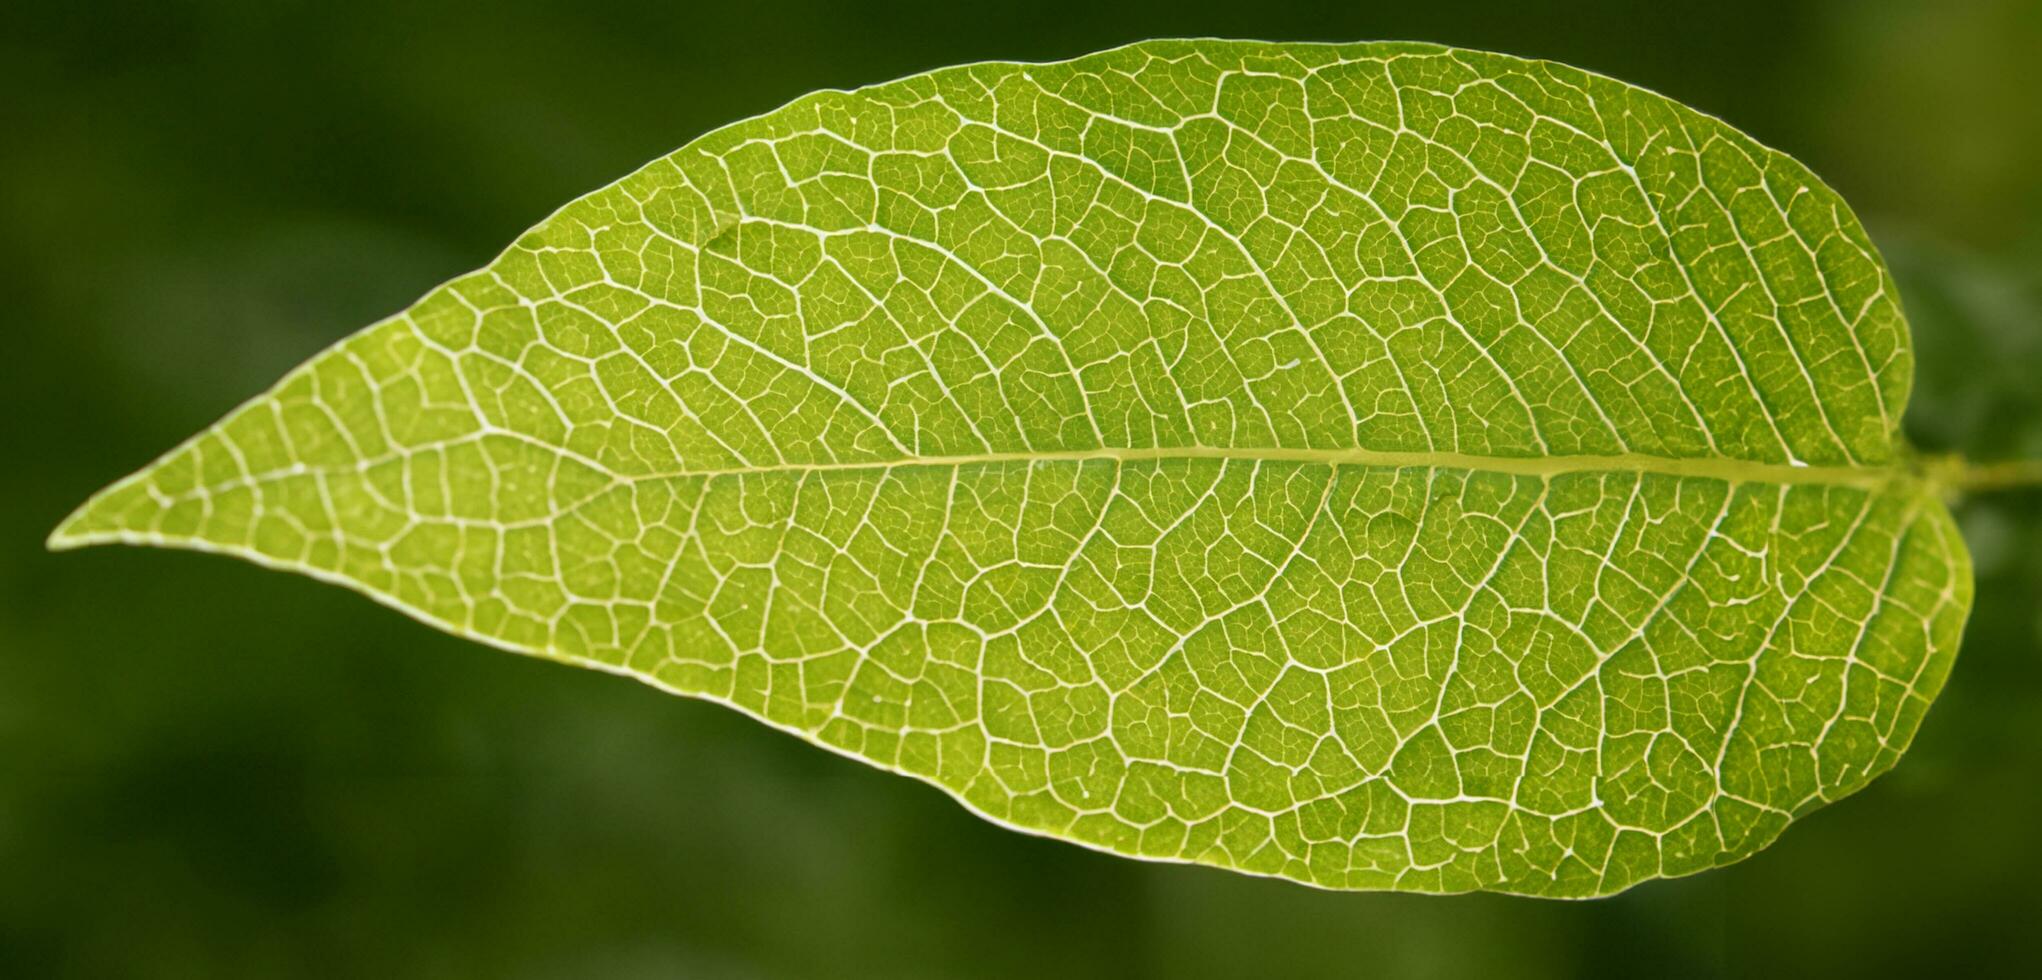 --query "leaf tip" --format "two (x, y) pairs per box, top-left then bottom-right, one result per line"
(45, 524), (86, 553)
(46, 469), (162, 553)
(48, 494), (114, 553)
